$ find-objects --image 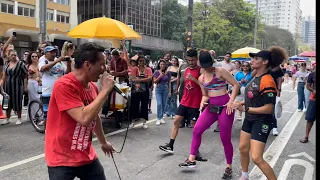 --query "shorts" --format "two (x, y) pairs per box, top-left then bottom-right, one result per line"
(241, 118), (272, 143)
(48, 159), (106, 180)
(305, 100), (316, 122)
(176, 104), (200, 121)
